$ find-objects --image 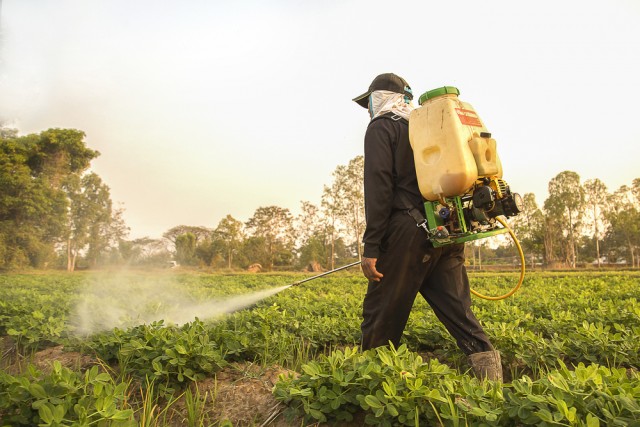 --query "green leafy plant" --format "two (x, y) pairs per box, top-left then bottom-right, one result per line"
(274, 344), (504, 425)
(90, 320), (226, 395)
(0, 361), (134, 426)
